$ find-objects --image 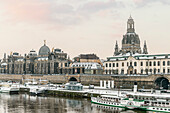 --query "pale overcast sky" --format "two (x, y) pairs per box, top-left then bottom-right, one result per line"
(0, 0), (170, 59)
